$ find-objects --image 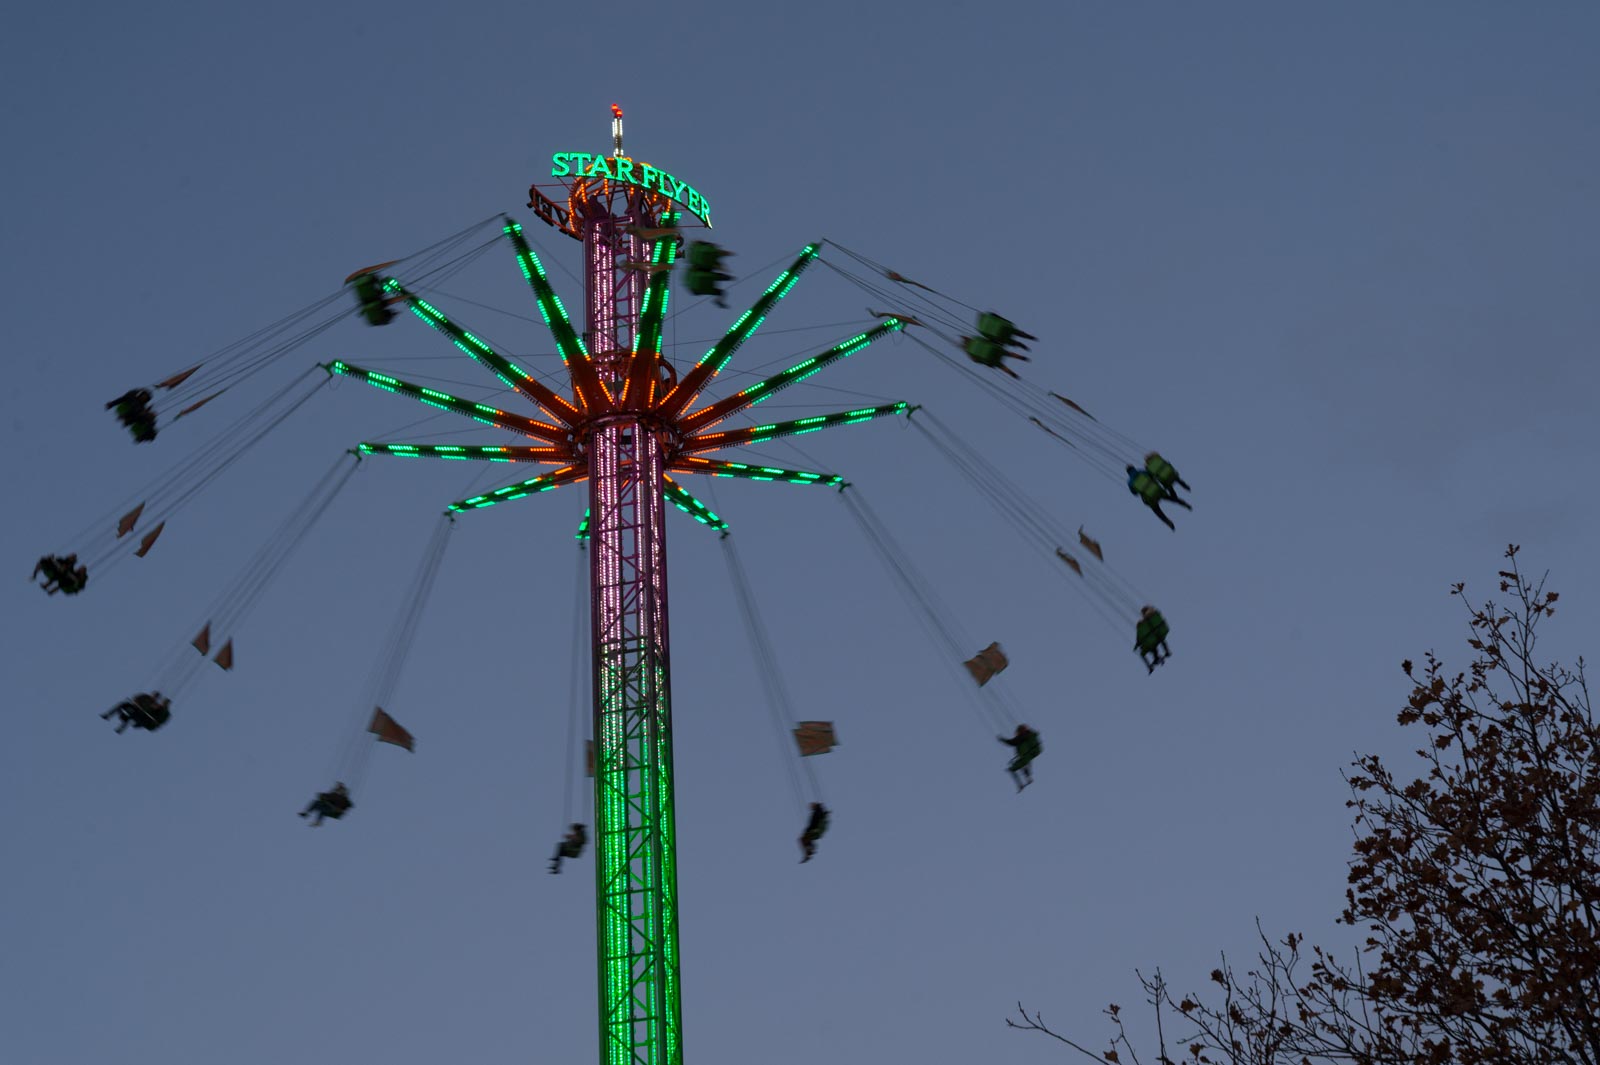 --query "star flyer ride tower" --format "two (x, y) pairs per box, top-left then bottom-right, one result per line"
(330, 106), (908, 1064)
